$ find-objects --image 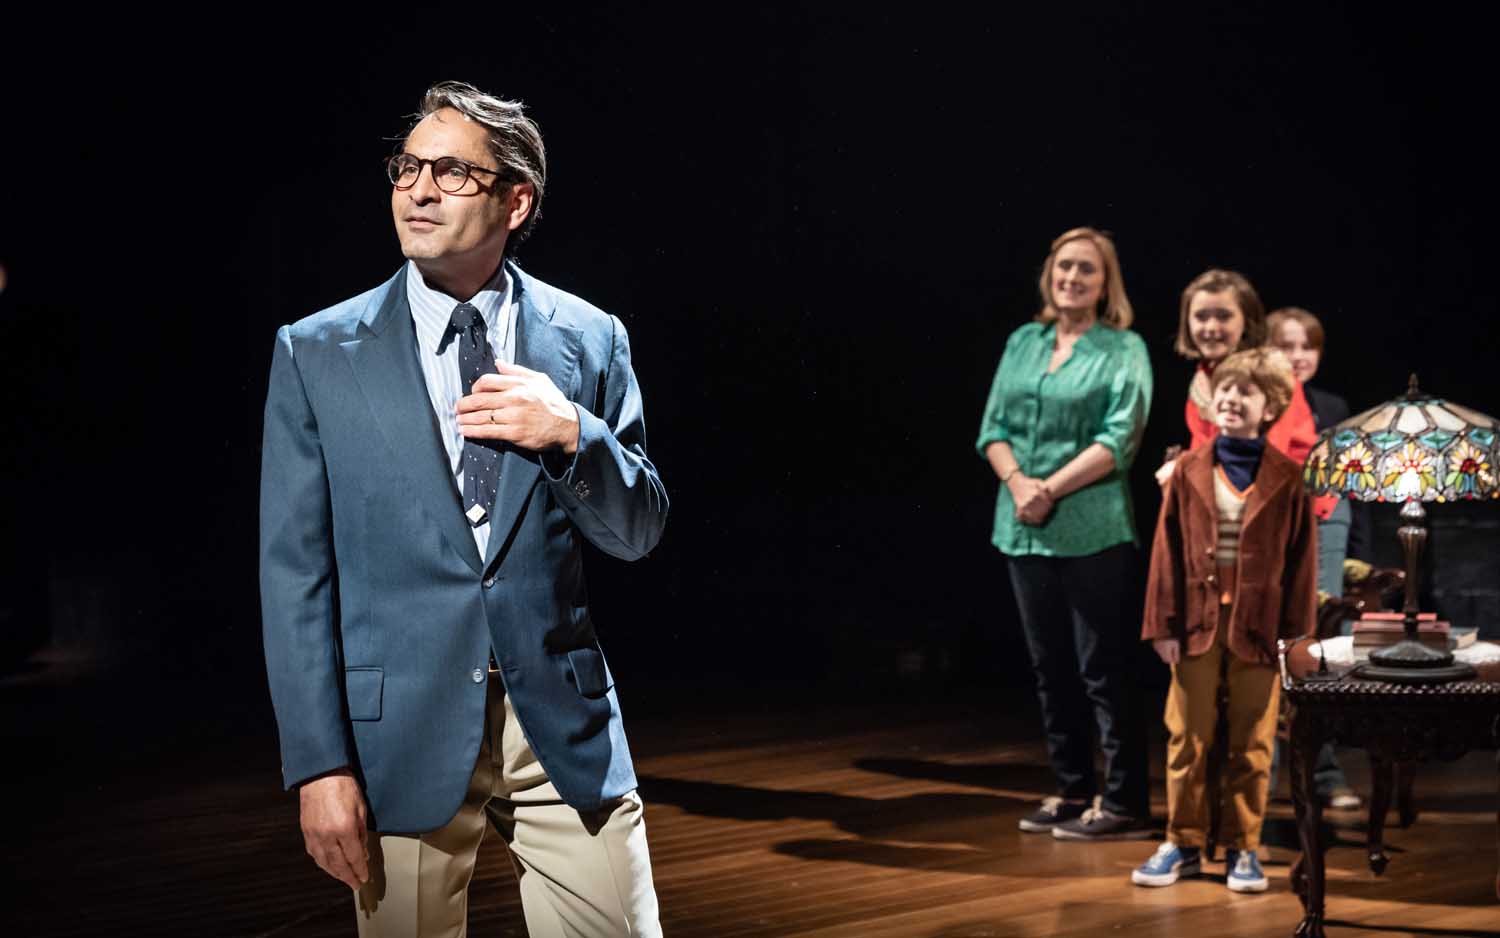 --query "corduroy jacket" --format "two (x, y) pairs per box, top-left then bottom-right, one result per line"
(1141, 441), (1319, 664)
